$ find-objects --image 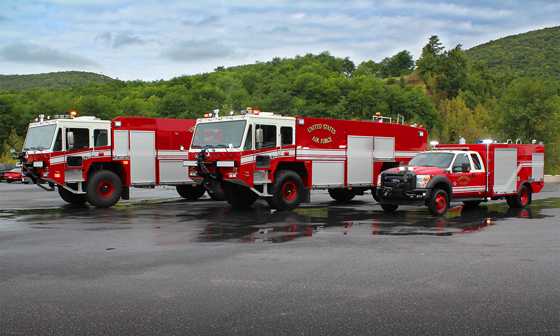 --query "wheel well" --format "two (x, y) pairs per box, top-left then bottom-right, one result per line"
(87, 162), (123, 179)
(521, 182), (533, 193)
(276, 162), (307, 176)
(432, 182), (452, 198)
